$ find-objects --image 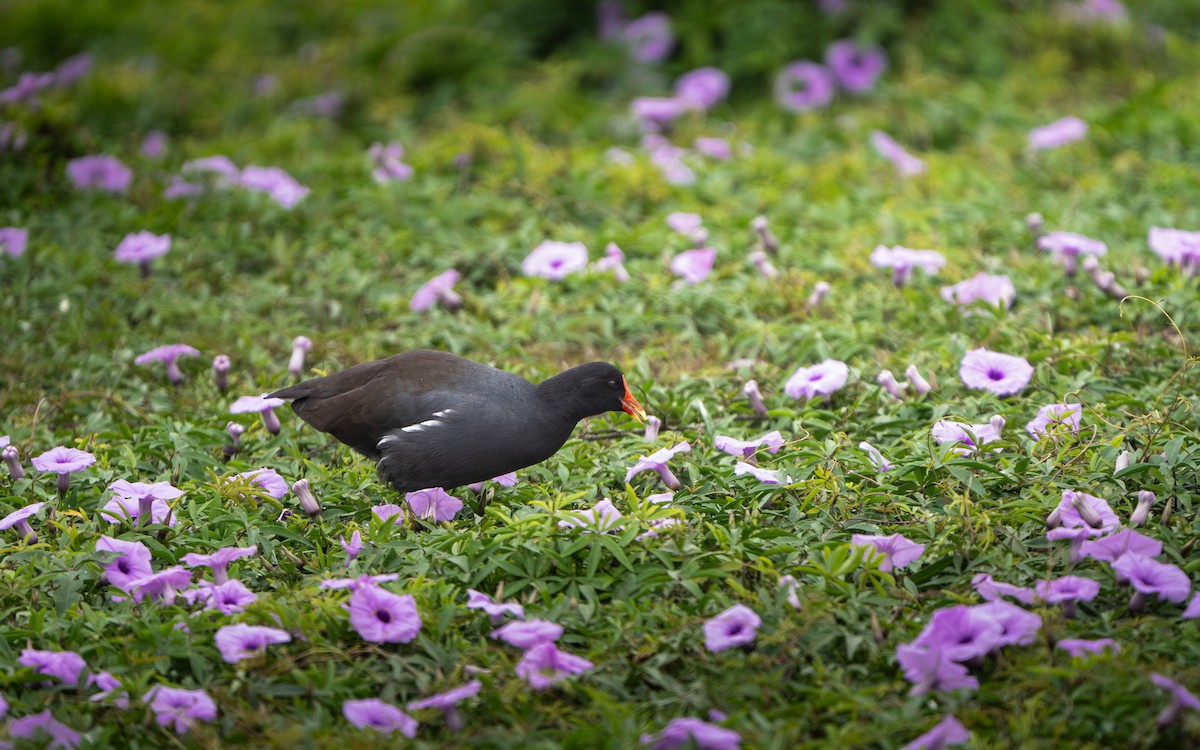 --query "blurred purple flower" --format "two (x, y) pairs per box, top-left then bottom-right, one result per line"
(467, 589), (525, 624)
(1080, 527), (1162, 562)
(136, 343), (199, 386)
(407, 680), (481, 732)
(940, 272), (1015, 308)
(67, 155), (132, 193)
(714, 430), (784, 459)
(1057, 638), (1119, 657)
(971, 573), (1035, 605)
(19, 648), (86, 685)
(523, 240), (588, 280)
(1025, 403), (1082, 439)
(870, 131), (924, 176)
(238, 165), (309, 208)
(54, 53), (94, 87)
(88, 670), (129, 709)
(1150, 673), (1200, 727)
(632, 96), (689, 129)
(558, 498), (624, 532)
(32, 446), (95, 492)
(1130, 490), (1156, 527)
(876, 370), (907, 399)
(127, 566), (192, 605)
(1047, 525), (1090, 564)
(975, 600), (1041, 647)
(1184, 592), (1200, 619)
(858, 441), (892, 472)
(959, 348), (1033, 396)
(774, 61), (835, 112)
(592, 242), (630, 282)
(931, 416), (1005, 455)
(675, 67), (729, 110)
(643, 136), (694, 184)
(1029, 116), (1087, 150)
(742, 380), (768, 417)
(406, 487), (462, 522)
(182, 155), (240, 183)
(287, 335), (311, 379)
(8, 709), (81, 749)
(905, 364), (932, 395)
(1048, 490), (1119, 535)
(1036, 575), (1100, 618)
(1, 226), (28, 257)
(807, 280), (832, 310)
(232, 467), (288, 499)
(641, 717), (742, 750)
(291, 477), (321, 516)
(851, 533), (924, 573)
(748, 250), (778, 278)
(515, 642), (594, 689)
(704, 604), (761, 652)
(0, 70), (55, 105)
(870, 245), (945, 286)
(694, 137), (731, 160)
(1113, 553), (1191, 611)
(666, 212), (703, 236)
(182, 545), (256, 584)
(492, 618), (563, 649)
(349, 583), (421, 643)
(318, 573), (400, 592)
(411, 269), (462, 312)
(184, 579), (257, 615)
(343, 698), (418, 736)
(784, 359), (849, 399)
(900, 715), (970, 750)
(621, 12), (674, 63)
(626, 442), (691, 489)
(826, 40), (886, 92)
(911, 604), (1003, 662)
(103, 479), (184, 526)
(114, 230), (171, 276)
(341, 530), (364, 564)
(895, 643), (978, 696)
(368, 141), (414, 182)
(779, 574), (802, 610)
(1037, 231), (1106, 276)
(1148, 227), (1200, 274)
(215, 623), (291, 663)
(141, 130), (168, 158)
(733, 461), (790, 485)
(229, 394), (286, 435)
(144, 686), (217, 734)
(96, 535), (153, 591)
(0, 501), (45, 543)
(373, 503), (406, 524)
